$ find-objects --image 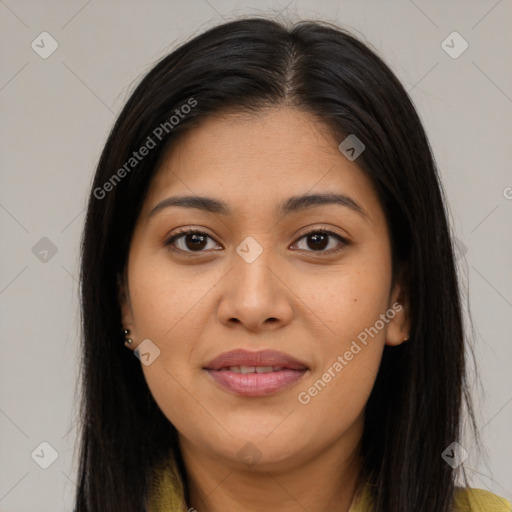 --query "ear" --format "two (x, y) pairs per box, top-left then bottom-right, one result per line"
(117, 270), (136, 346)
(385, 271), (411, 347)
